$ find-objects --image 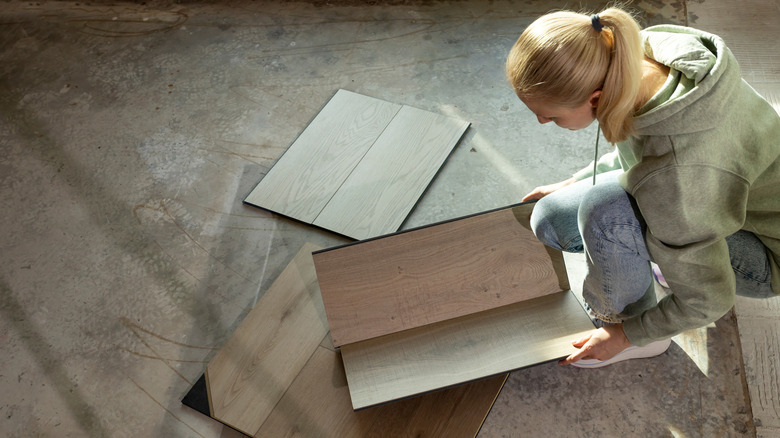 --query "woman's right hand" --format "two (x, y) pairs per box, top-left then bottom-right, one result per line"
(521, 177), (577, 202)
